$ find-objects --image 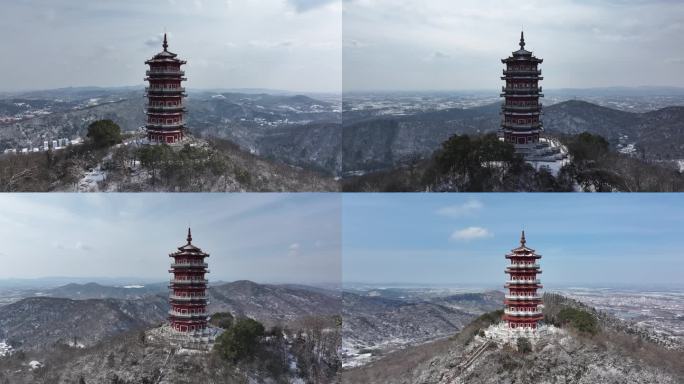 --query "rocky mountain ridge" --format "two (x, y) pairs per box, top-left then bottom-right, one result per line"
(342, 100), (684, 174)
